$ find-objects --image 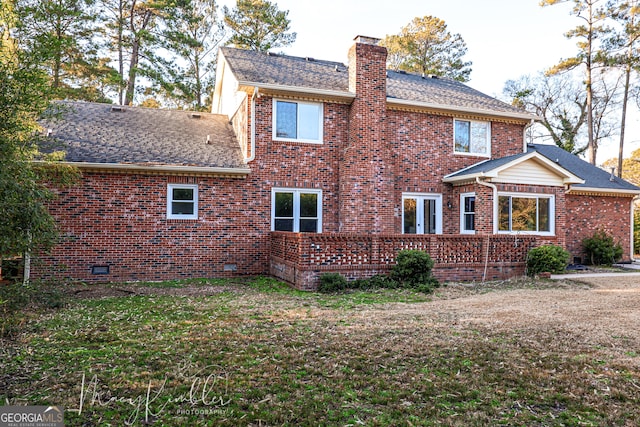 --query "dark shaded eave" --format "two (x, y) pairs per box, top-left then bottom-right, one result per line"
(35, 161), (251, 178)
